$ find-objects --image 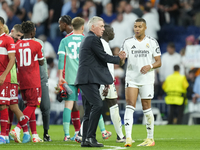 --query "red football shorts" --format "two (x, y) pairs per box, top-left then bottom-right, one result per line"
(21, 87), (41, 107)
(10, 84), (18, 105)
(0, 82), (10, 105)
